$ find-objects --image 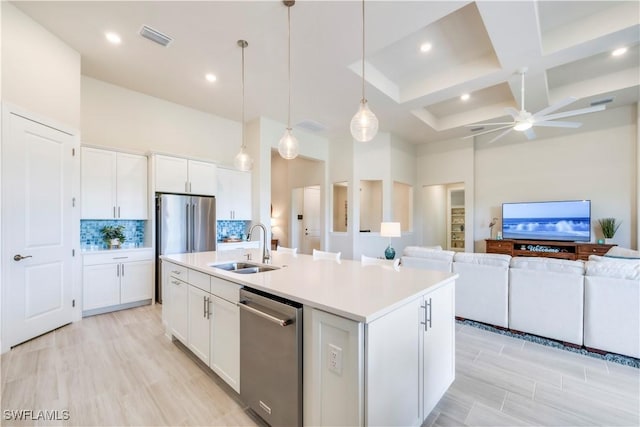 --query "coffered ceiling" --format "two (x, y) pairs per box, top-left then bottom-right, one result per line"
(10, 1), (640, 145)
